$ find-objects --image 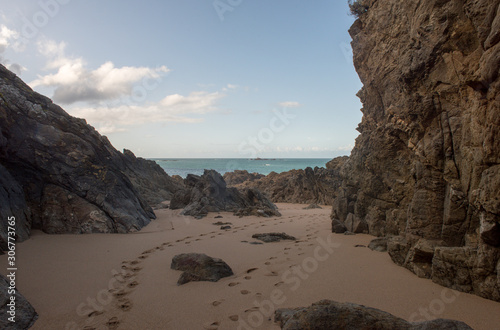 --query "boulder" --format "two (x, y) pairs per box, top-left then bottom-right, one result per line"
(0, 274), (38, 329)
(368, 238), (388, 252)
(303, 204), (322, 210)
(170, 170), (280, 219)
(331, 219), (348, 234)
(275, 300), (472, 329)
(252, 232), (296, 243)
(171, 253), (234, 285)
